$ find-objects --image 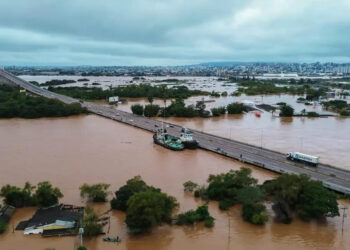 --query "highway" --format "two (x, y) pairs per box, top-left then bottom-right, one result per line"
(1, 68), (350, 195)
